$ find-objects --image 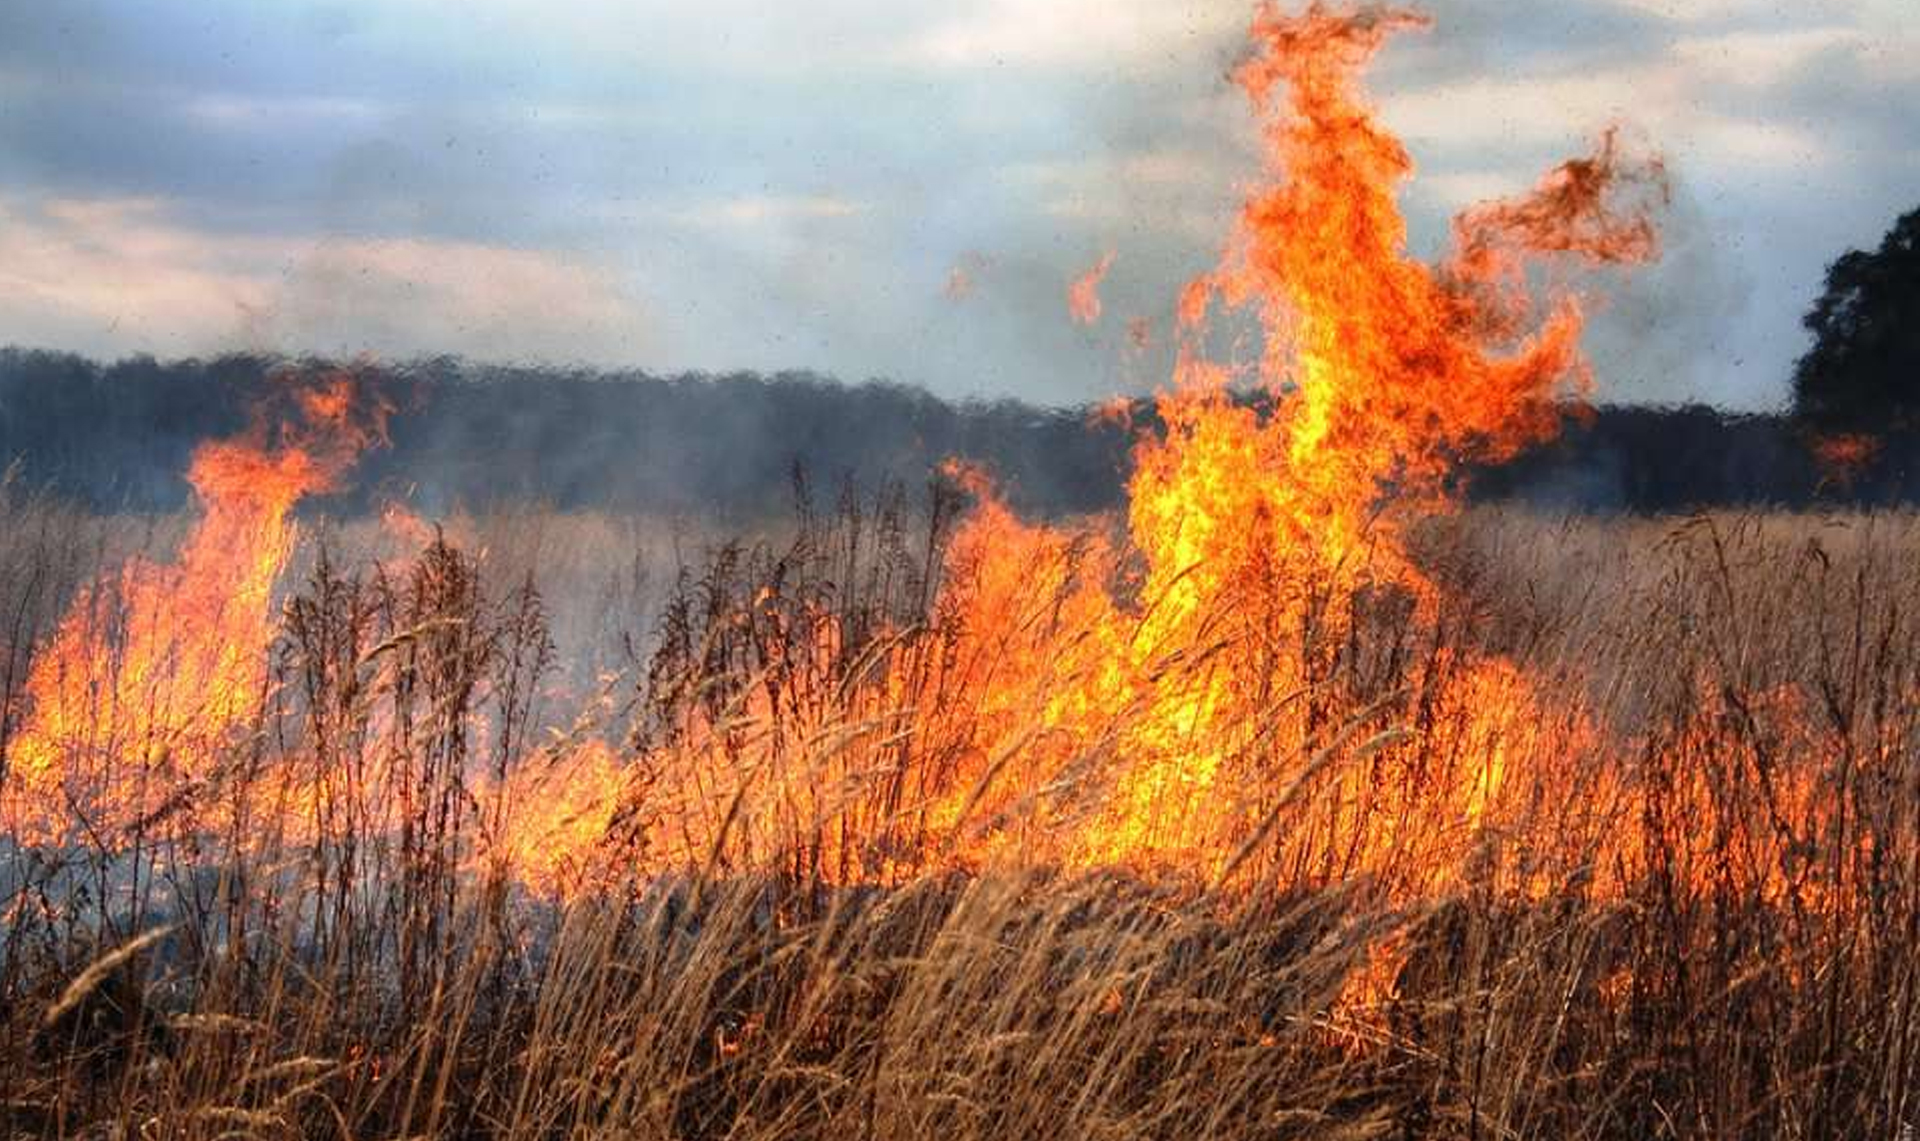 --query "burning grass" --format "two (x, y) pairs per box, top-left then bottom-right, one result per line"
(3, 3), (1917, 1136)
(5, 492), (1920, 1138)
